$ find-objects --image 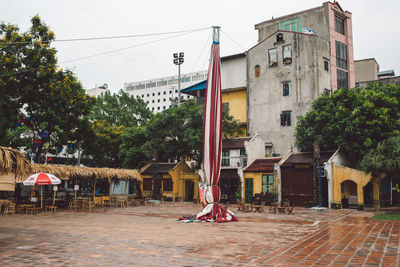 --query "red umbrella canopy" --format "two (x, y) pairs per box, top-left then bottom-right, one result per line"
(23, 173), (61, 186)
